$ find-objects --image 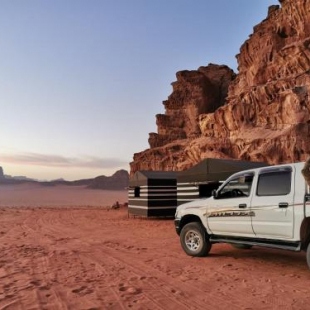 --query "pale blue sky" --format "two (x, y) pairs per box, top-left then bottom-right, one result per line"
(0, 0), (277, 180)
